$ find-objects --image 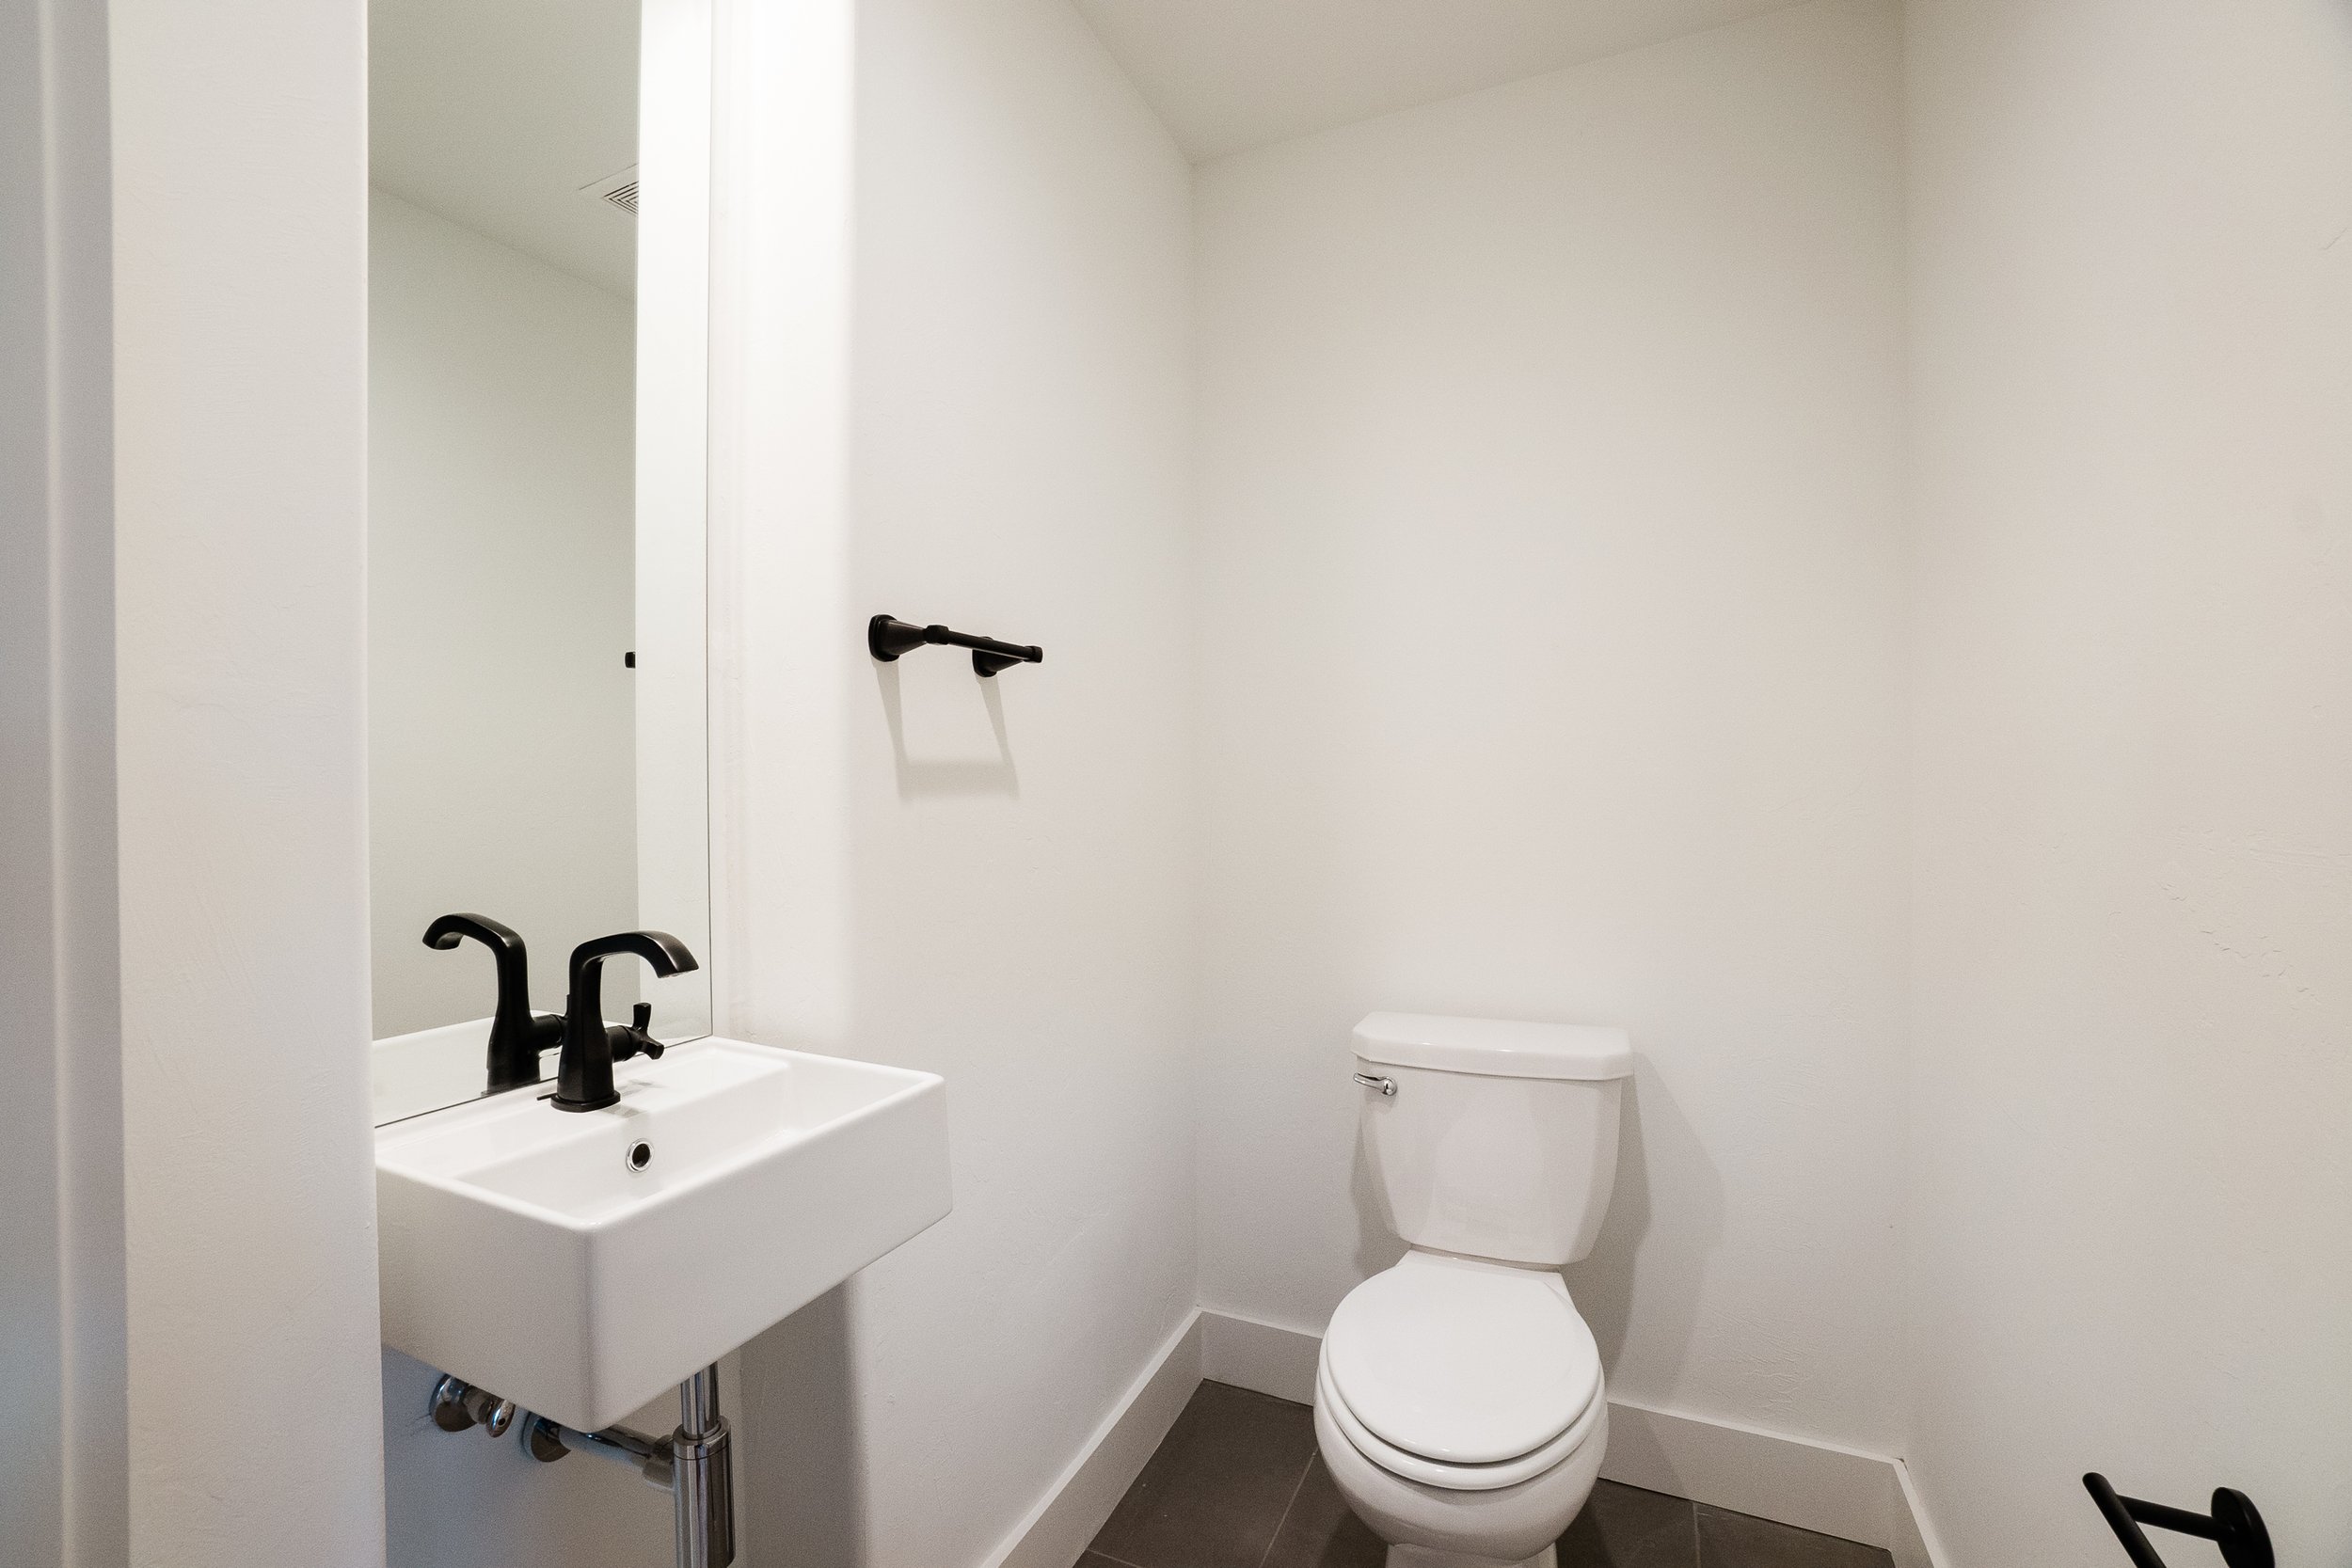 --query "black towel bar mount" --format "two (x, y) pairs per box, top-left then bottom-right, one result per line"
(867, 614), (1043, 677)
(2084, 1472), (2271, 1568)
